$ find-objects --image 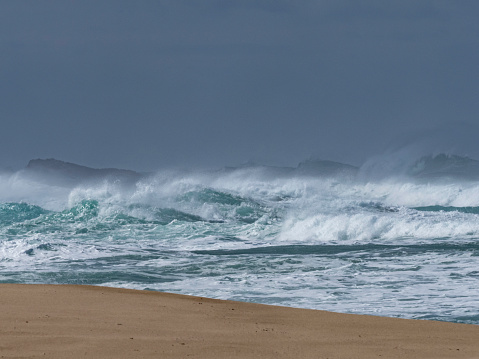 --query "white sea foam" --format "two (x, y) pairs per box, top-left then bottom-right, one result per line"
(2, 158), (479, 323)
